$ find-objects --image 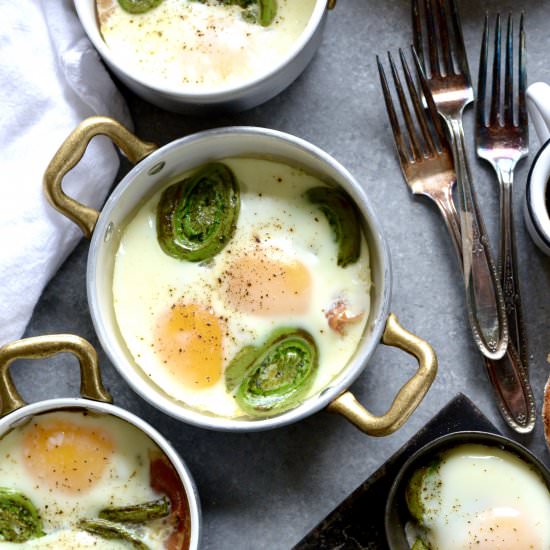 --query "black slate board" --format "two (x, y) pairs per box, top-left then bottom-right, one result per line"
(293, 394), (499, 550)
